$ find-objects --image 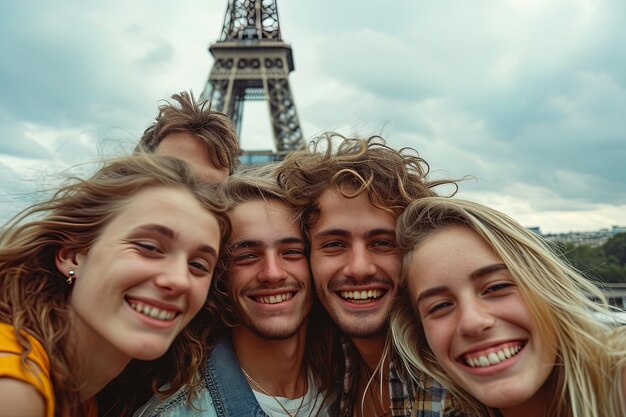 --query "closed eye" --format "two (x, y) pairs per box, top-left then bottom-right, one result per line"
(283, 248), (305, 257)
(134, 241), (162, 254)
(484, 282), (516, 294)
(231, 253), (258, 265)
(189, 259), (212, 276)
(426, 300), (454, 316)
(321, 241), (344, 249)
(370, 239), (397, 252)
